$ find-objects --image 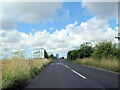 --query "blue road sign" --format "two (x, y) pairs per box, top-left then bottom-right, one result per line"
(56, 54), (59, 59)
